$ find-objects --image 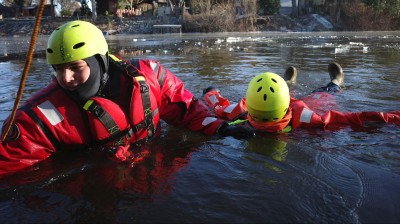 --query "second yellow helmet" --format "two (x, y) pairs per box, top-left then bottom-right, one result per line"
(245, 72), (290, 122)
